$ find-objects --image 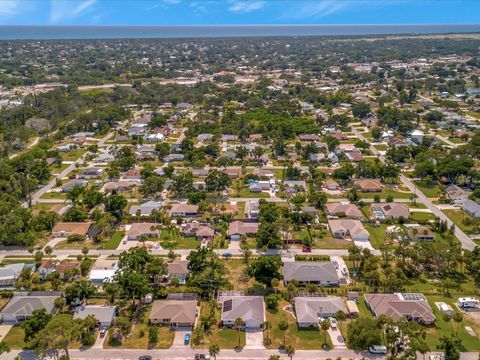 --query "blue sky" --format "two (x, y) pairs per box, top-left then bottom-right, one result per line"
(0, 0), (479, 25)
